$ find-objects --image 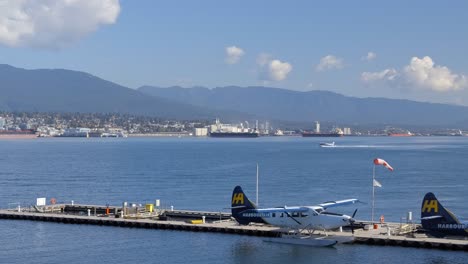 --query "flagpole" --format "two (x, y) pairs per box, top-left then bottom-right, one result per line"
(256, 163), (259, 206)
(372, 164), (375, 223)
